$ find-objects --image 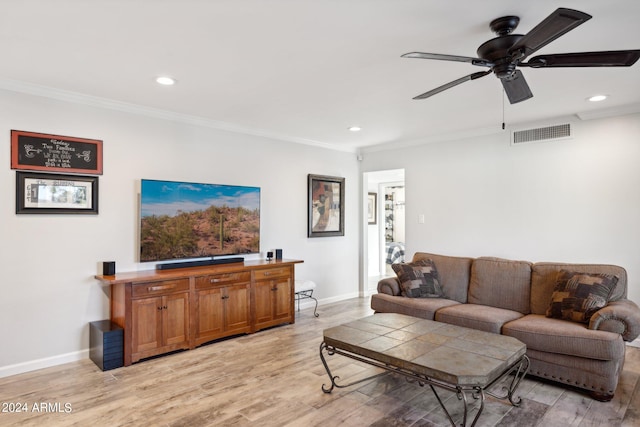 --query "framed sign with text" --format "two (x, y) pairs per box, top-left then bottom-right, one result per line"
(16, 171), (99, 214)
(11, 130), (103, 175)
